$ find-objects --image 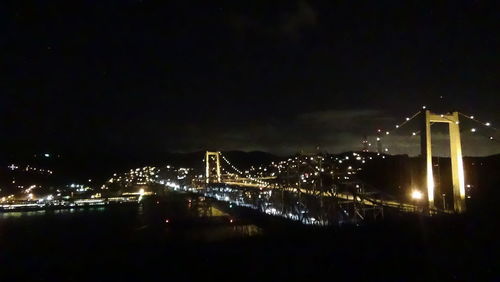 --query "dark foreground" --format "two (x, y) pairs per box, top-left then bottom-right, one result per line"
(0, 191), (498, 281)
